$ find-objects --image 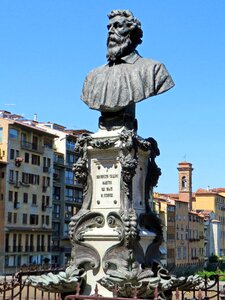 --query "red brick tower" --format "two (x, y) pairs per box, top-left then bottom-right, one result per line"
(177, 162), (193, 209)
